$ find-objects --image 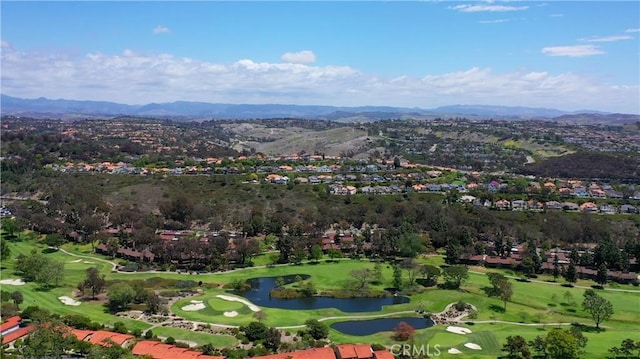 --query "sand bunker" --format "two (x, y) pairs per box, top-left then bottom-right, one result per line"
(82, 261), (94, 264)
(216, 294), (260, 312)
(0, 279), (26, 286)
(448, 348), (462, 354)
(464, 343), (482, 350)
(59, 296), (81, 306)
(68, 259), (82, 263)
(182, 300), (205, 311)
(446, 326), (473, 335)
(223, 311), (238, 317)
